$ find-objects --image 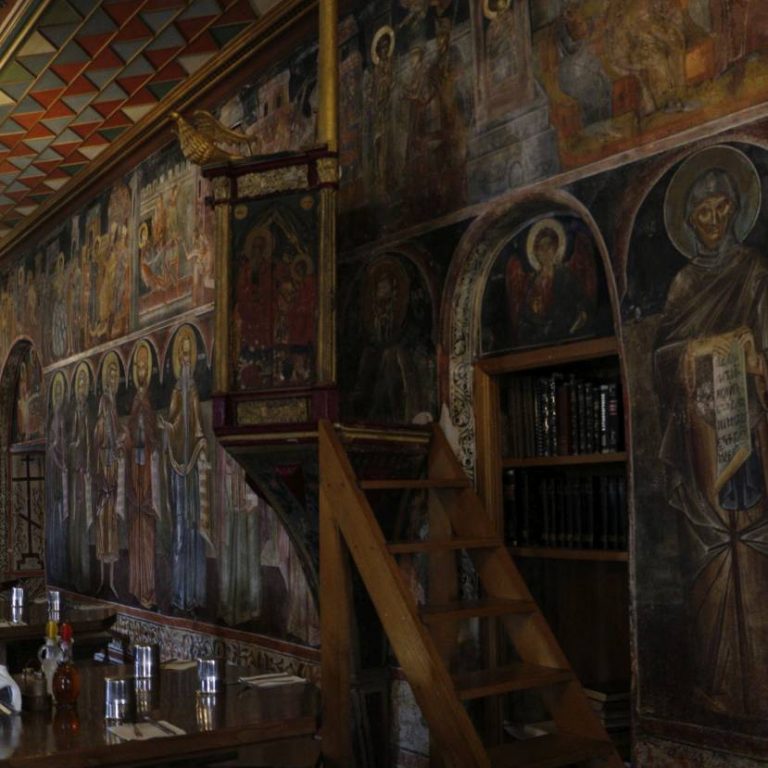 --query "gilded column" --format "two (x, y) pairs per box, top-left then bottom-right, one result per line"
(317, 0), (339, 385)
(213, 179), (231, 394)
